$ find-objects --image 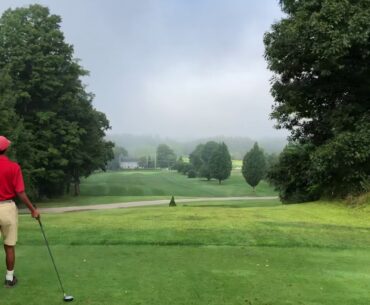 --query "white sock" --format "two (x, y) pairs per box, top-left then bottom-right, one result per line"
(6, 270), (14, 281)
